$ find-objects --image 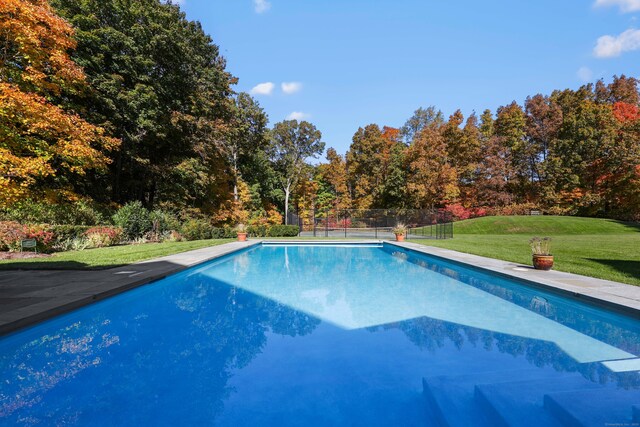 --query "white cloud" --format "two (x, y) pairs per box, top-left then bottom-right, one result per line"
(594, 28), (640, 57)
(254, 0), (271, 13)
(577, 66), (594, 82)
(594, 0), (640, 12)
(287, 111), (310, 121)
(250, 82), (275, 95)
(281, 82), (303, 94)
